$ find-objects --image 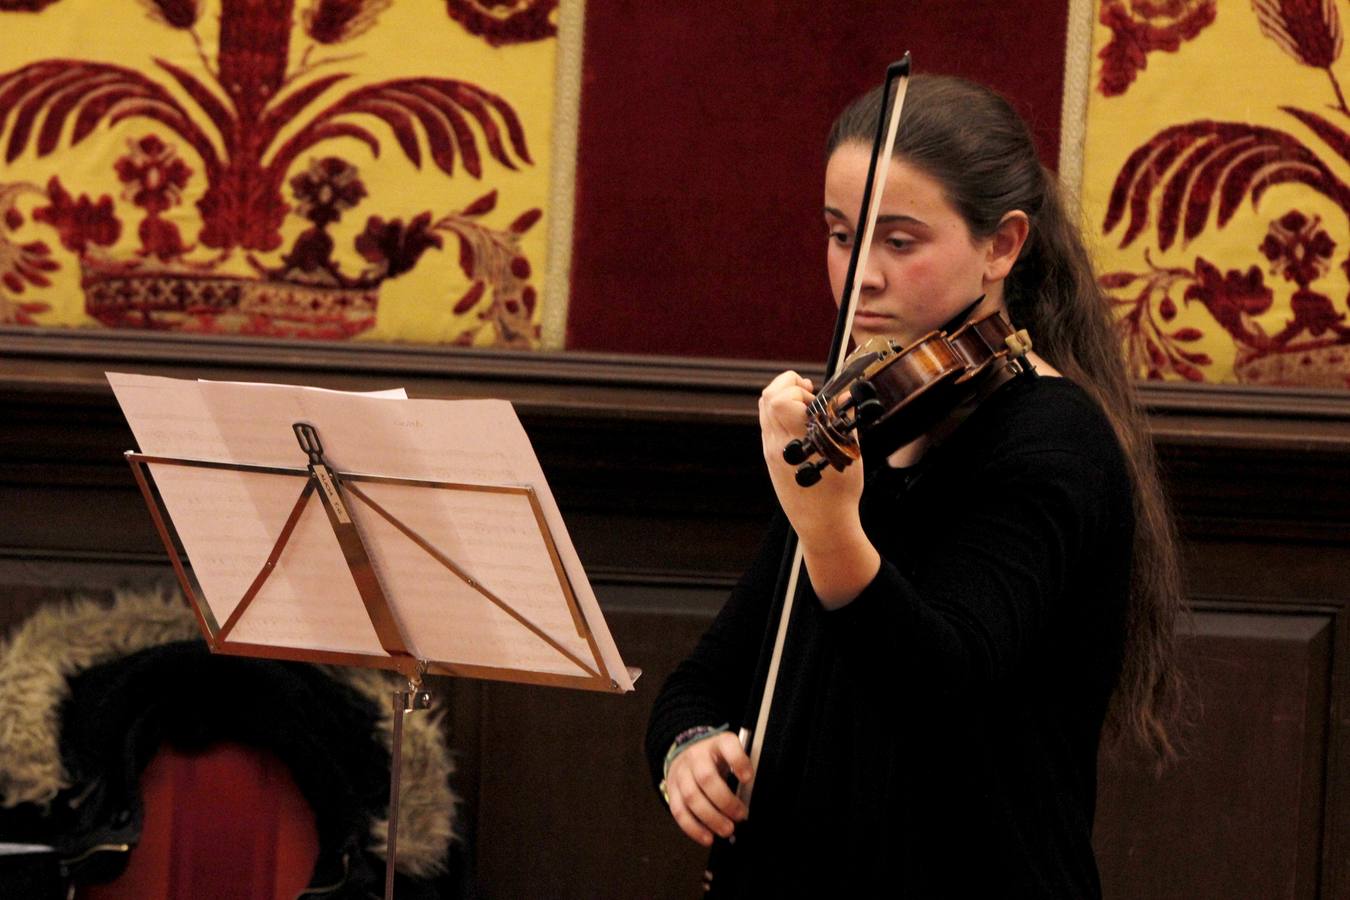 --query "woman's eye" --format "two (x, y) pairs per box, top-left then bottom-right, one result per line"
(829, 229), (852, 246)
(885, 236), (913, 251)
